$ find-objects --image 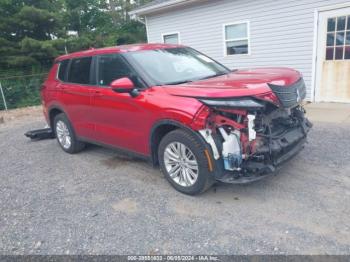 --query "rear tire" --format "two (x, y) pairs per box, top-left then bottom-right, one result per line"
(53, 113), (85, 154)
(158, 129), (214, 195)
